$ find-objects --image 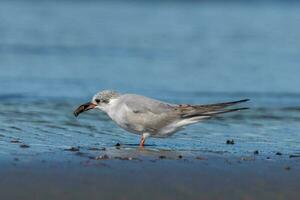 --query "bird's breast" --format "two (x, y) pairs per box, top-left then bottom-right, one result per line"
(106, 104), (144, 134)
